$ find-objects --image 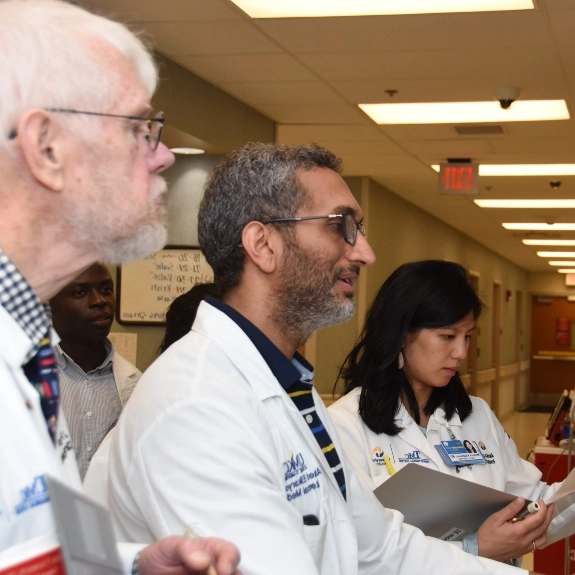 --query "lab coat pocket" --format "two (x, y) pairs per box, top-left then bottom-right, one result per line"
(302, 520), (328, 568)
